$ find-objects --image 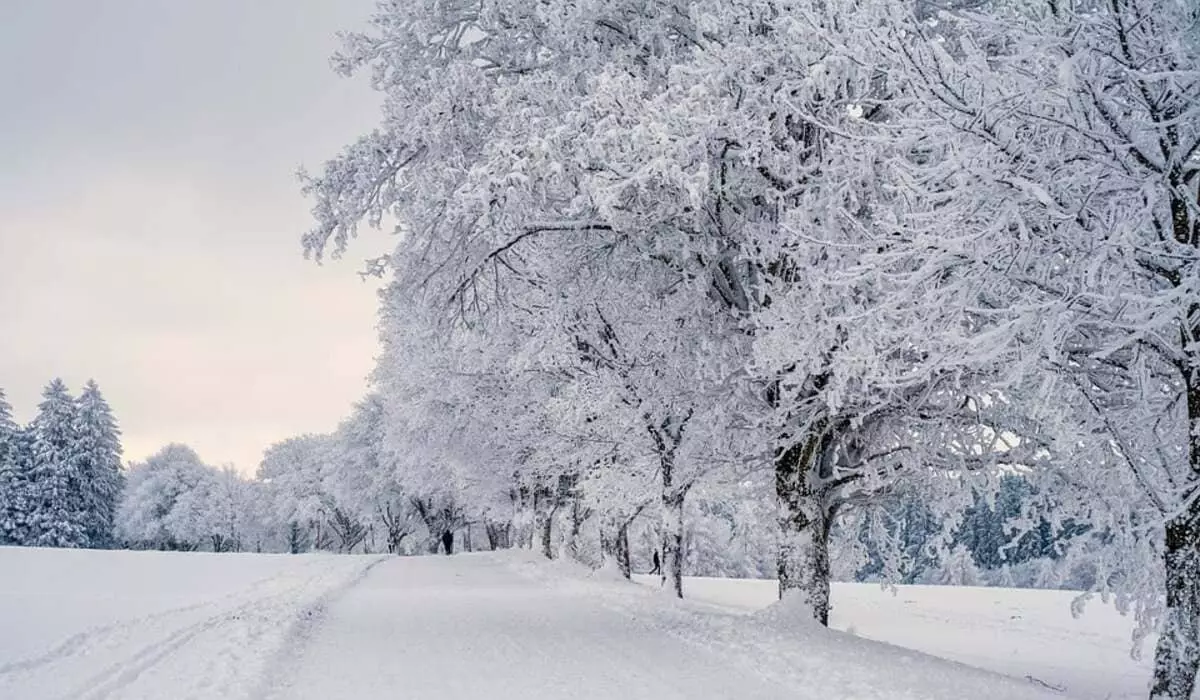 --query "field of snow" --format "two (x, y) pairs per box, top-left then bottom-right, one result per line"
(0, 547), (385, 700)
(0, 546), (1155, 699)
(634, 575), (1153, 699)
